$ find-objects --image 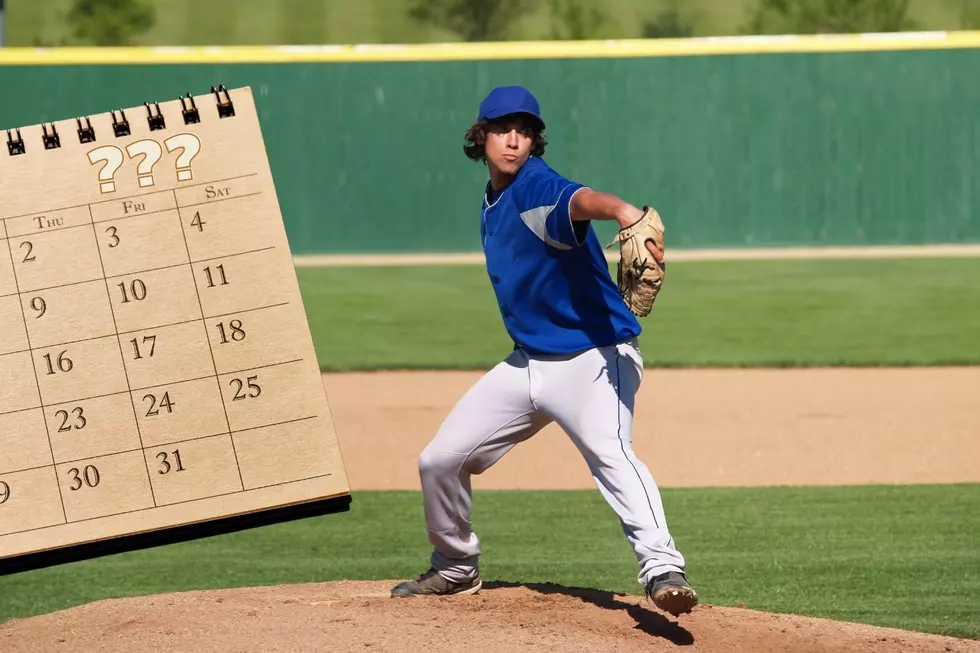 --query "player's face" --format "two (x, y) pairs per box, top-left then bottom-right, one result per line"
(484, 116), (535, 176)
